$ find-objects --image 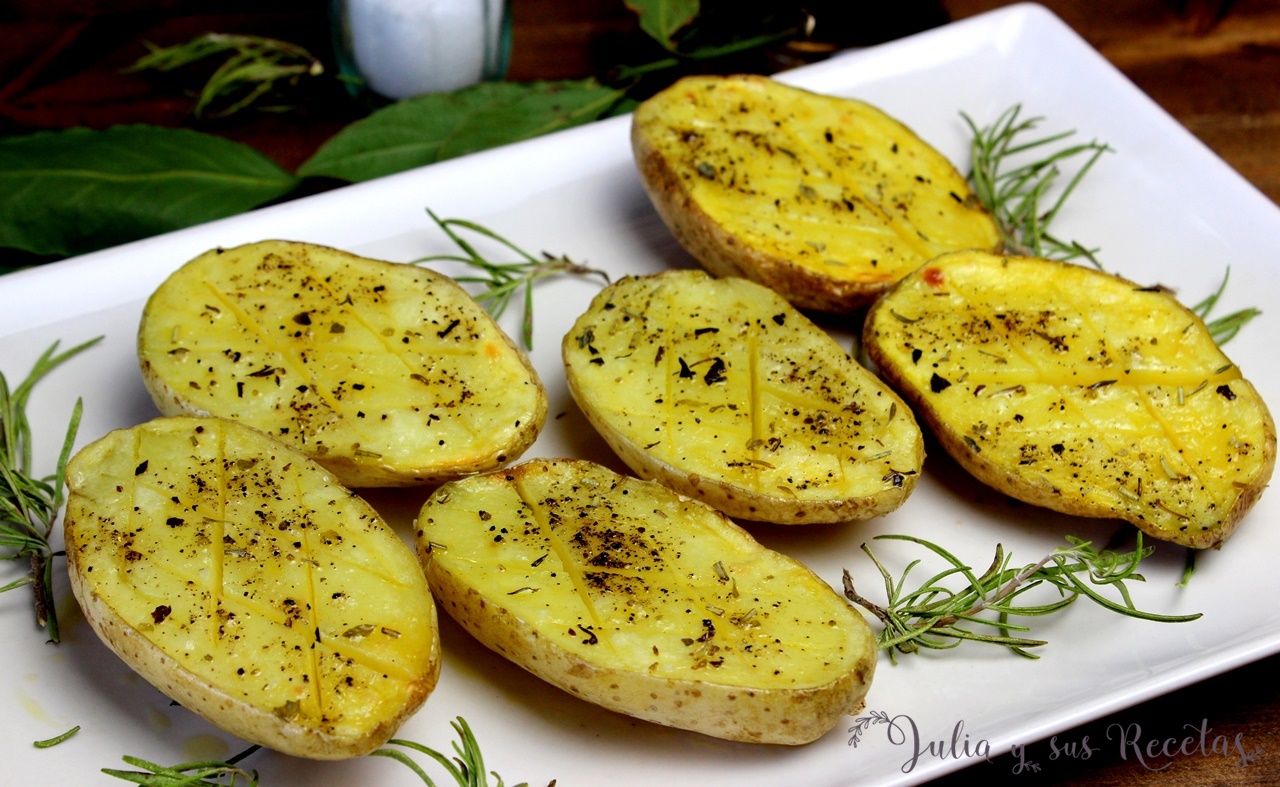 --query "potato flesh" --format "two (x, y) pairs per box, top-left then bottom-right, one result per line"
(864, 251), (1276, 548)
(138, 241), (546, 487)
(65, 416), (439, 757)
(563, 270), (922, 523)
(417, 458), (875, 742)
(633, 75), (1000, 306)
